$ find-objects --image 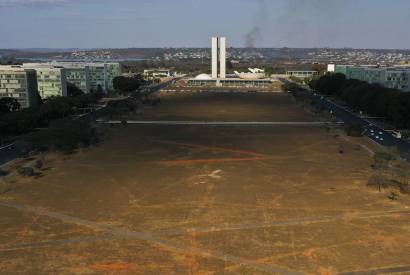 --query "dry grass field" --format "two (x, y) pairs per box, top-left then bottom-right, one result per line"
(0, 91), (409, 274)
